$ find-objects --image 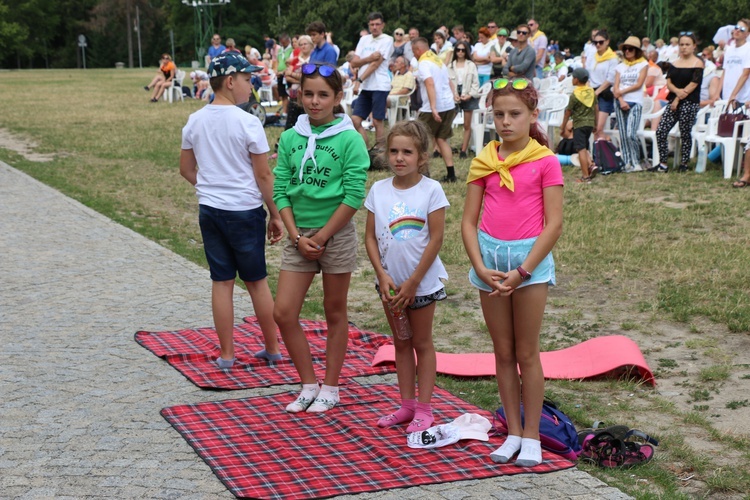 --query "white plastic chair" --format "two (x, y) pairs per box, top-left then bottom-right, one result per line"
(691, 100), (728, 158)
(166, 70), (186, 103)
(471, 82), (494, 154)
(637, 102), (667, 167)
(341, 85), (355, 115)
(537, 93), (569, 142)
(259, 86), (277, 107)
(387, 87), (416, 127)
(703, 115), (749, 178)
